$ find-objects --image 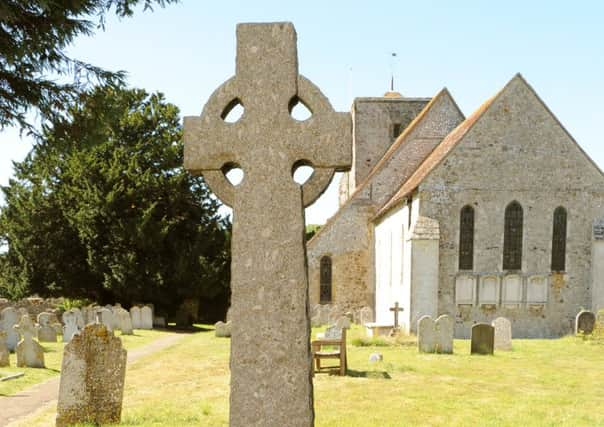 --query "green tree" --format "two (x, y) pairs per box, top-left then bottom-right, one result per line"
(0, 86), (230, 319)
(0, 0), (177, 134)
